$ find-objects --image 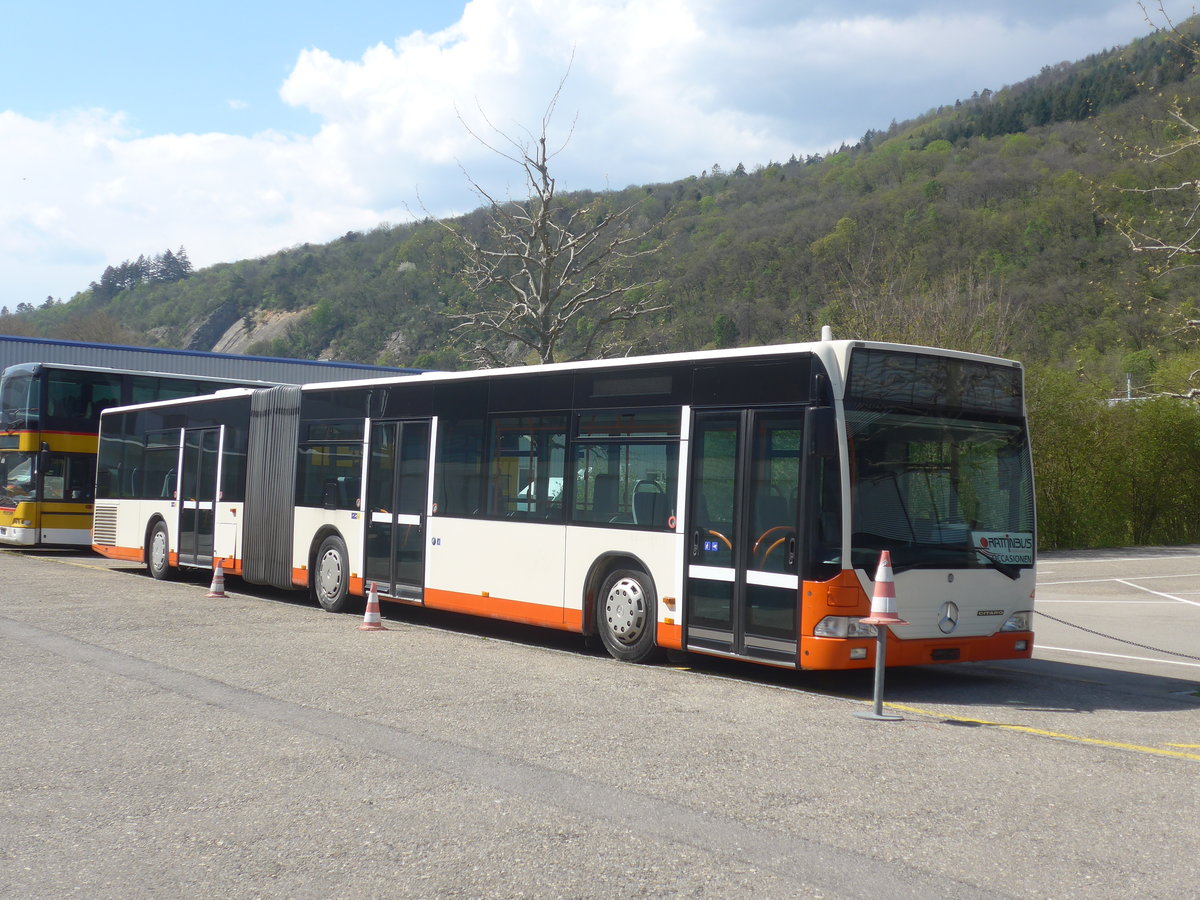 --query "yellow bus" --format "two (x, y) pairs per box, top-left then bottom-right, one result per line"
(0, 362), (276, 546)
